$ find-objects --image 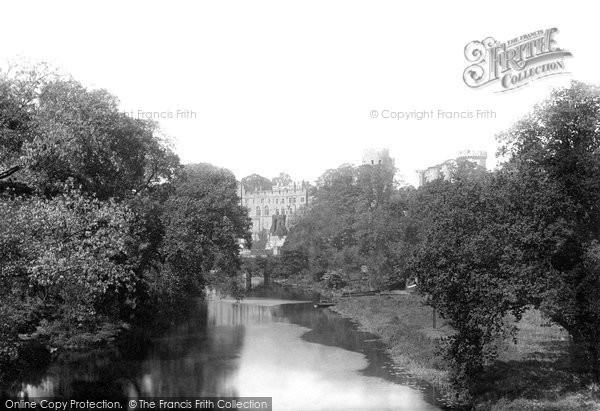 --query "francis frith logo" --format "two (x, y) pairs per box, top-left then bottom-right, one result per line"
(463, 28), (572, 92)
